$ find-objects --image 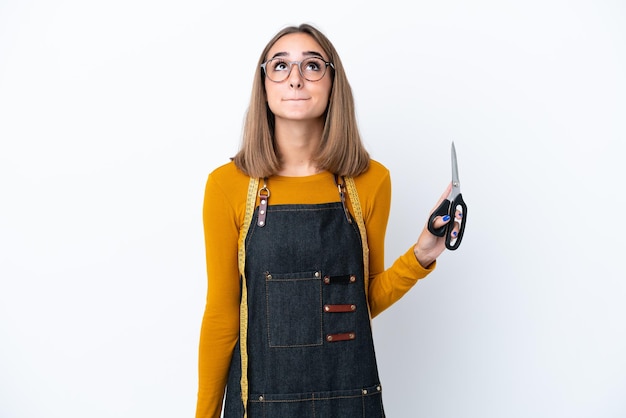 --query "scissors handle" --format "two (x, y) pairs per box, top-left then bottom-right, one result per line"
(427, 194), (467, 250)
(445, 193), (467, 251)
(427, 198), (451, 237)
